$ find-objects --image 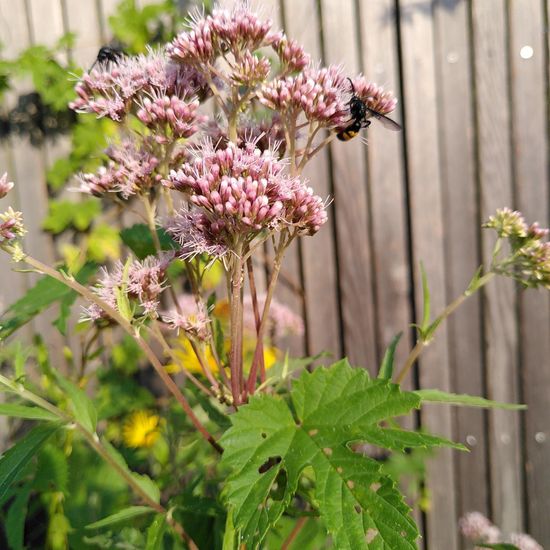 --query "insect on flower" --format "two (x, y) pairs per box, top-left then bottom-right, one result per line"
(337, 77), (401, 141)
(89, 45), (125, 71)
